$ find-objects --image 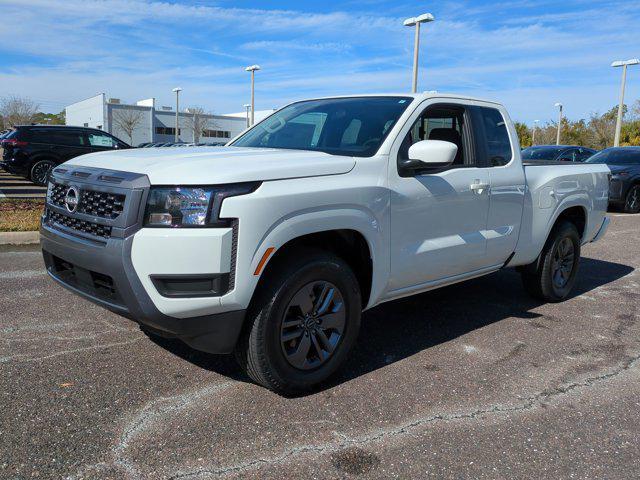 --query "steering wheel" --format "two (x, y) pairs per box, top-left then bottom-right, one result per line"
(362, 138), (381, 149)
